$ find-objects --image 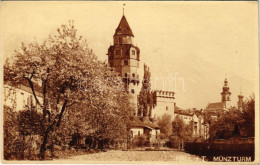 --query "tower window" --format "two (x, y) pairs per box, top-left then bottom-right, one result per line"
(125, 73), (128, 77)
(119, 37), (122, 44)
(132, 73), (135, 77)
(132, 50), (135, 55)
(166, 106), (168, 111)
(124, 60), (128, 66)
(138, 131), (140, 135)
(131, 89), (135, 94)
(116, 50), (120, 55)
